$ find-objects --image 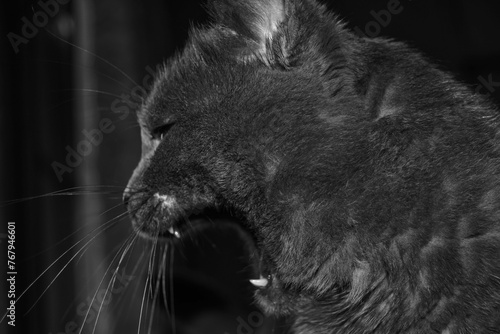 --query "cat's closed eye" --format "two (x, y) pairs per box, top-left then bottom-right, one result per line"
(151, 123), (175, 141)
